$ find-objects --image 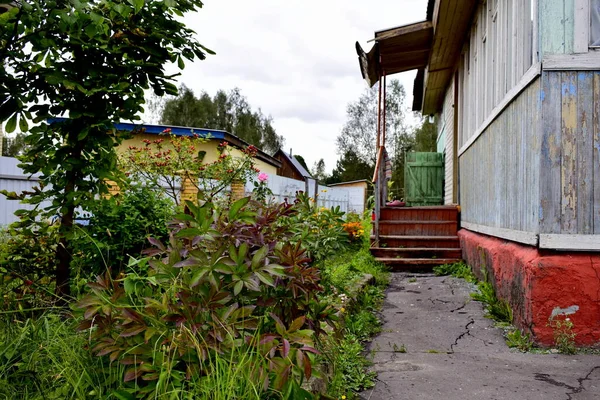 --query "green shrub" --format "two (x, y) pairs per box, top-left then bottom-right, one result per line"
(76, 198), (333, 398)
(0, 216), (60, 315)
(72, 184), (174, 276)
(284, 192), (350, 264)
